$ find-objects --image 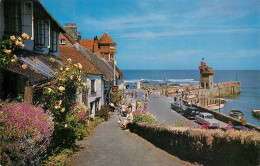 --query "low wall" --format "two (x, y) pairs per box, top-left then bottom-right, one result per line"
(128, 123), (260, 166)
